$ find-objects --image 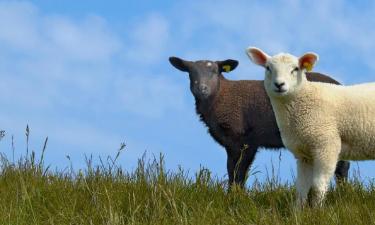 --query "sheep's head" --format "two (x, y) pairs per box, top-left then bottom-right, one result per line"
(169, 56), (238, 100)
(246, 47), (318, 98)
